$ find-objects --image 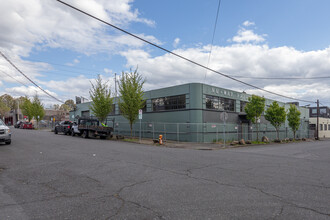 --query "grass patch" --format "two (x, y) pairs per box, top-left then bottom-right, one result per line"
(122, 138), (139, 143)
(251, 141), (268, 145)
